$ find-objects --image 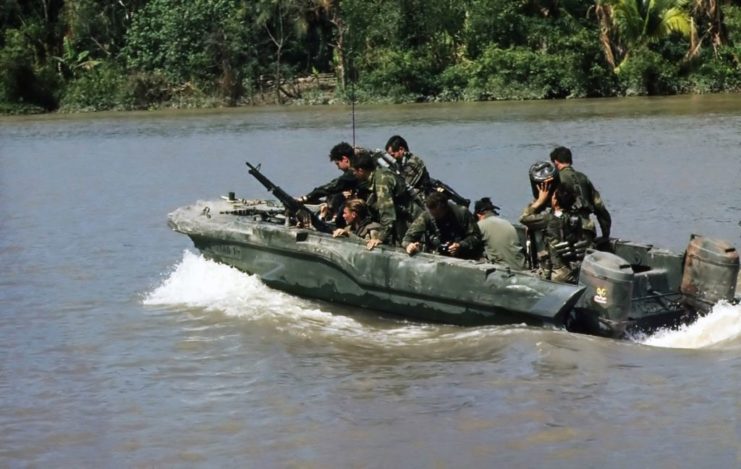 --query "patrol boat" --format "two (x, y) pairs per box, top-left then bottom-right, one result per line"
(167, 163), (740, 339)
